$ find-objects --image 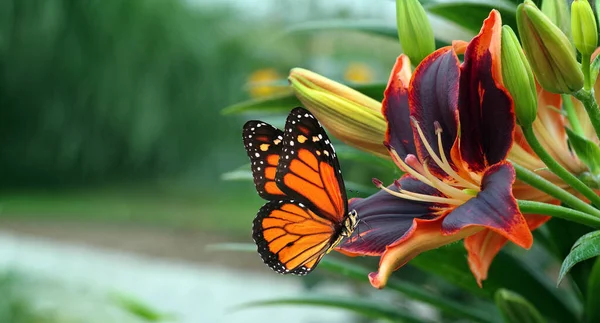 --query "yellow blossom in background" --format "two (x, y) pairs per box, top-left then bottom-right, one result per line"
(247, 68), (288, 98)
(343, 62), (375, 84)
